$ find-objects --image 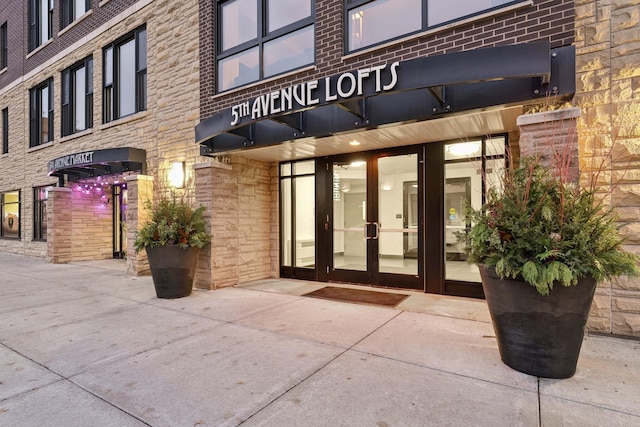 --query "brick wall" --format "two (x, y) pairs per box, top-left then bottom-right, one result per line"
(574, 0), (640, 337)
(200, 0), (575, 119)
